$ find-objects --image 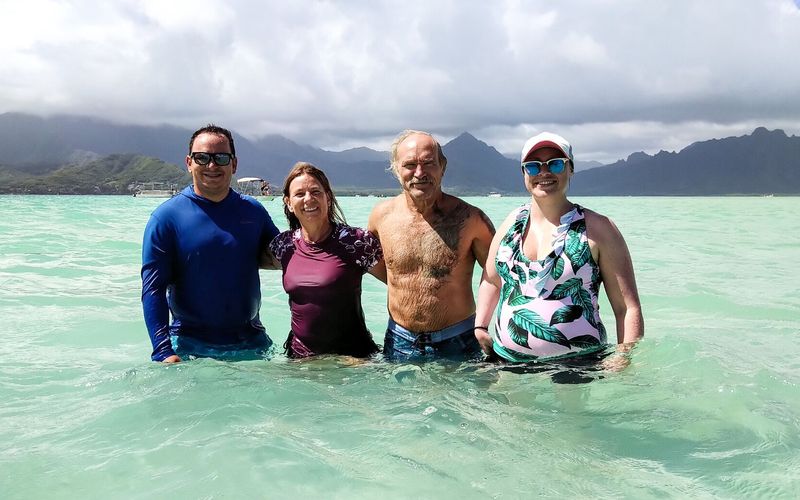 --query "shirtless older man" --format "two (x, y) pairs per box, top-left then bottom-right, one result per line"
(368, 130), (495, 361)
